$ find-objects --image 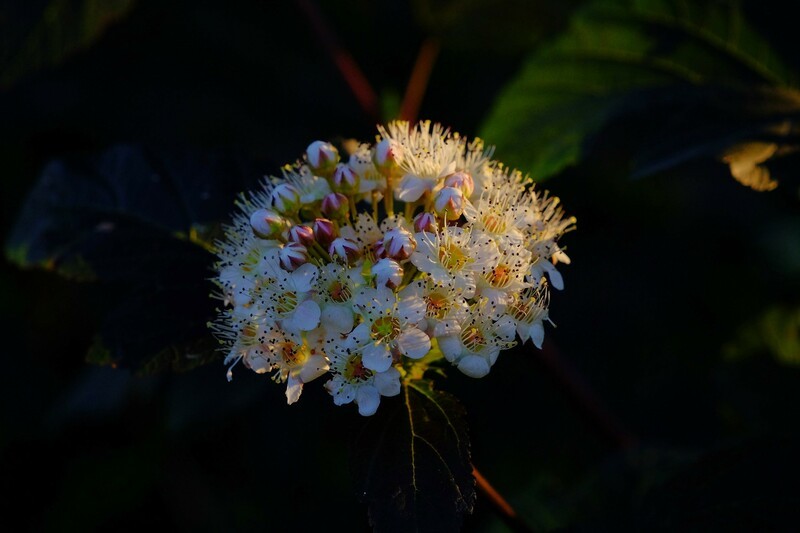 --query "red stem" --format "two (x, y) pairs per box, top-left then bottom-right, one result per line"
(295, 0), (380, 123)
(399, 38), (440, 123)
(473, 466), (535, 533)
